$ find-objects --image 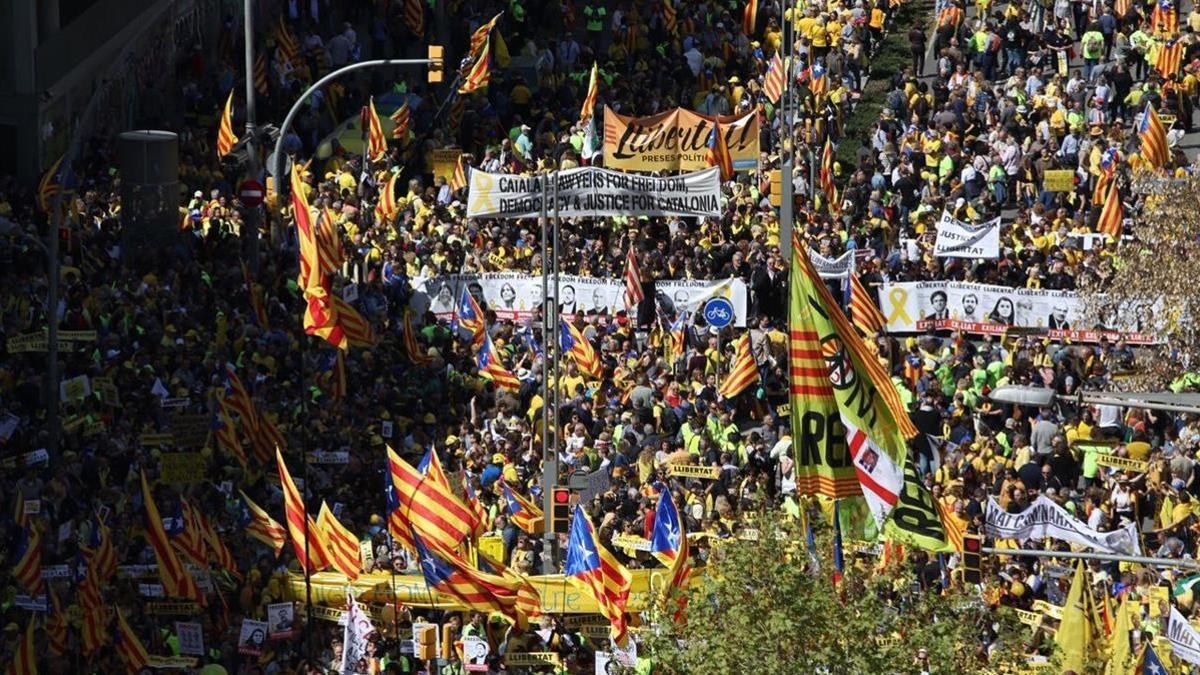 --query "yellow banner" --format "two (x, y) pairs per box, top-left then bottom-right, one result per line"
(1032, 599), (1063, 620)
(160, 453), (205, 483)
(667, 464), (721, 480)
(146, 601), (202, 615)
(430, 148), (461, 183)
(147, 656), (200, 669)
(1015, 608), (1044, 628)
(602, 106), (759, 172)
(1042, 169), (1074, 192)
(506, 653), (561, 666)
(1095, 454), (1148, 473)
